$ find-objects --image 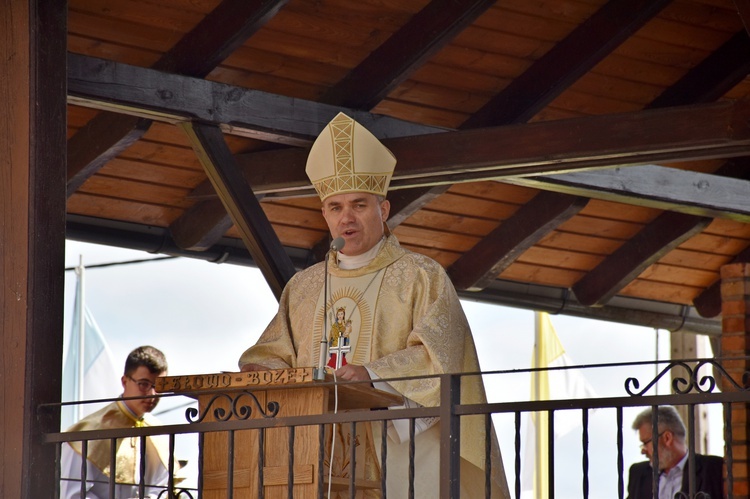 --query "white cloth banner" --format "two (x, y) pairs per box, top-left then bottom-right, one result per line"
(61, 270), (120, 429)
